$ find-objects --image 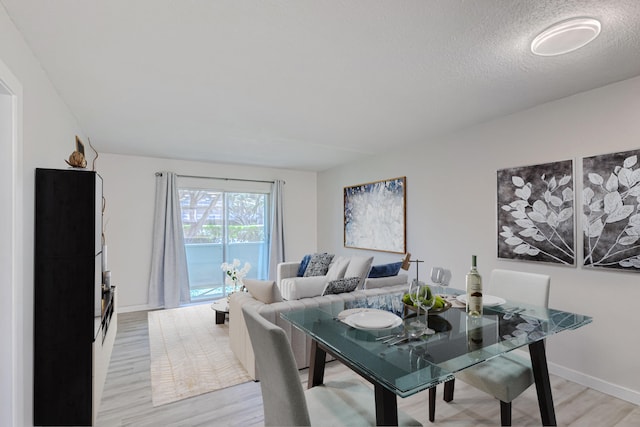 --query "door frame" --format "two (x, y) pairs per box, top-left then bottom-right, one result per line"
(0, 57), (23, 427)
